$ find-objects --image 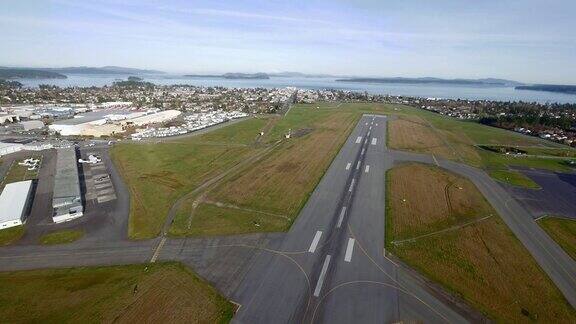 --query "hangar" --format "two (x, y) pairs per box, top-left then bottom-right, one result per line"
(52, 148), (84, 223)
(0, 180), (33, 230)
